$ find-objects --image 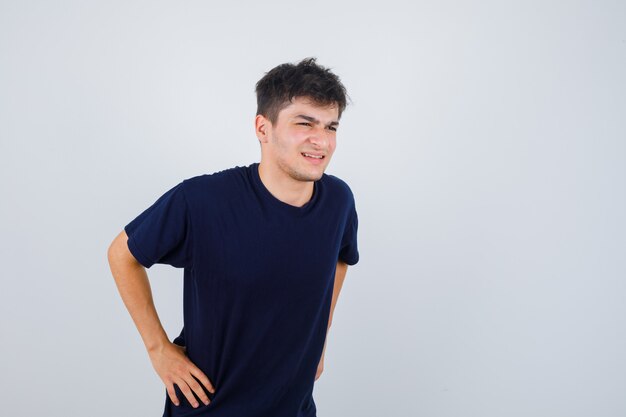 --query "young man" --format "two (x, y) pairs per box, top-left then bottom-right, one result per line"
(107, 57), (360, 417)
